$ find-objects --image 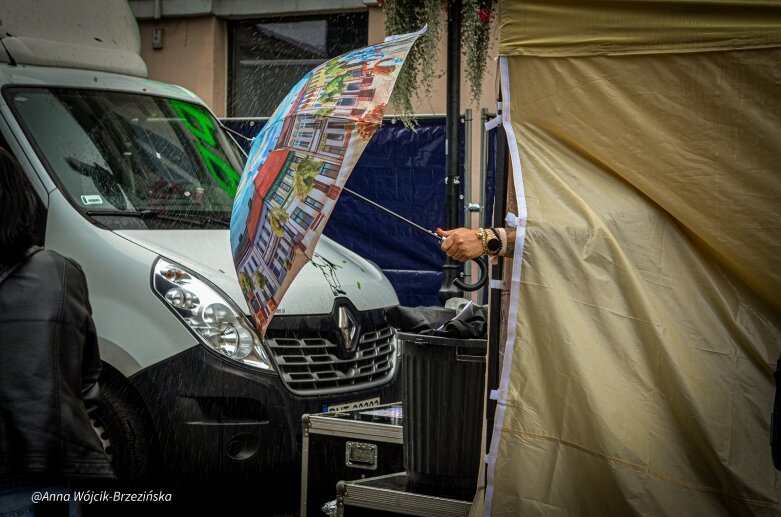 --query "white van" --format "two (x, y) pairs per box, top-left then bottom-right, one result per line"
(0, 1), (400, 486)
